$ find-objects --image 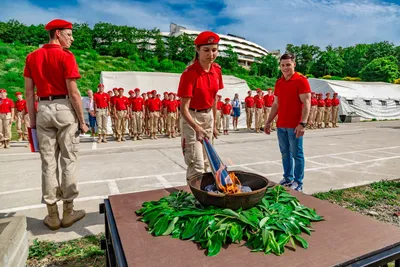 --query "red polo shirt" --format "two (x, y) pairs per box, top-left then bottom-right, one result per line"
(222, 103), (232, 115)
(177, 60), (224, 110)
(254, 95), (264, 108)
(0, 98), (14, 113)
(263, 94), (274, 107)
(23, 44), (80, 97)
(216, 101), (223, 110)
(147, 98), (161, 112)
(274, 72), (311, 128)
(110, 96), (117, 107)
(162, 98), (169, 108)
(15, 99), (26, 112)
(332, 98), (340, 106)
(245, 96), (254, 108)
(318, 99), (325, 107)
(131, 97), (144, 112)
(94, 92), (110, 109)
(311, 97), (318, 106)
(165, 100), (178, 113)
(114, 96), (129, 111)
(325, 98), (332, 107)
